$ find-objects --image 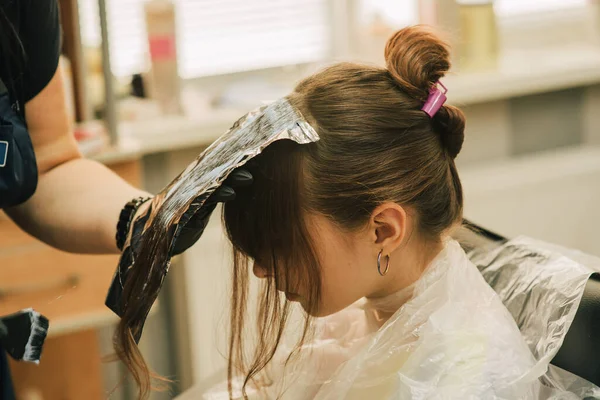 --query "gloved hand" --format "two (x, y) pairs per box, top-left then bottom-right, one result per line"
(131, 168), (253, 256)
(106, 168), (252, 317)
(172, 168), (253, 255)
